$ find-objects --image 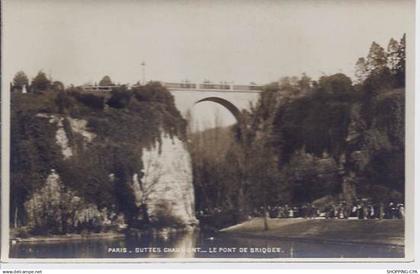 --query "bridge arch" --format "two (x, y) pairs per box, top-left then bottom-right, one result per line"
(194, 97), (242, 123)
